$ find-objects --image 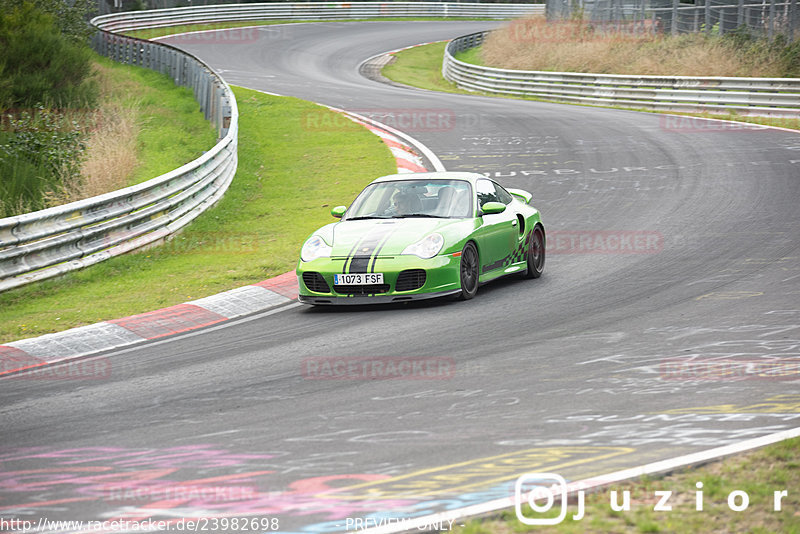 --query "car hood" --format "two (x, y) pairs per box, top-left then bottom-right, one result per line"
(329, 218), (461, 256)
